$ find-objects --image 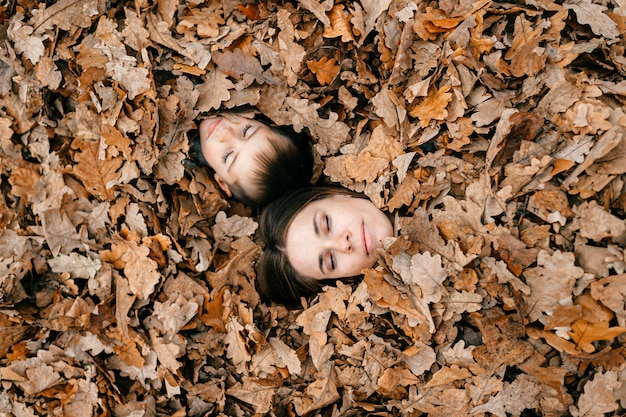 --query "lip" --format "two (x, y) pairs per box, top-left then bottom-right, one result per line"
(207, 118), (221, 138)
(362, 221), (372, 256)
